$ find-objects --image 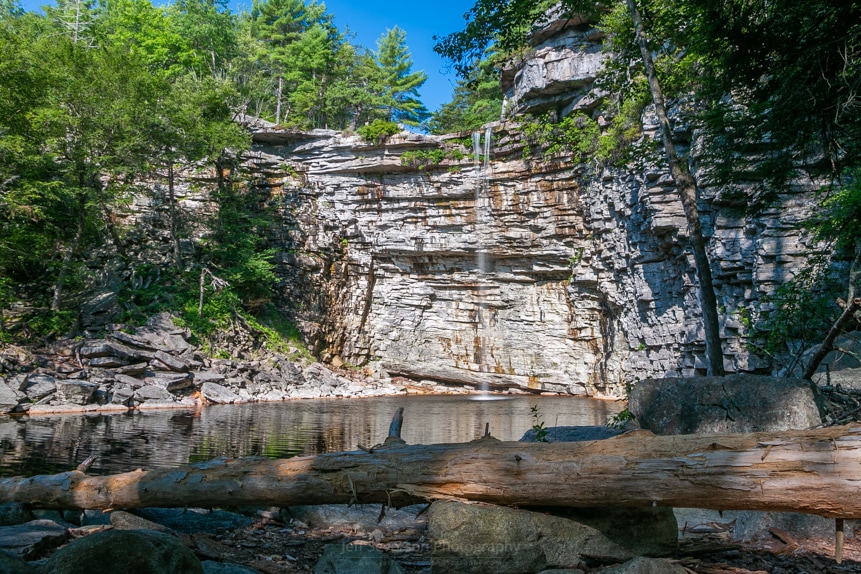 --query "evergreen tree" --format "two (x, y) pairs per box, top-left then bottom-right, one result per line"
(375, 26), (428, 126)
